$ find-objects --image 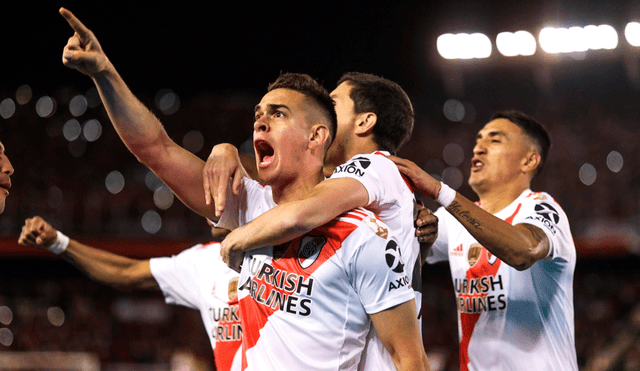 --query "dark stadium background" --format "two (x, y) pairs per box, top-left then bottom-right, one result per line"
(1, 1), (639, 370)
